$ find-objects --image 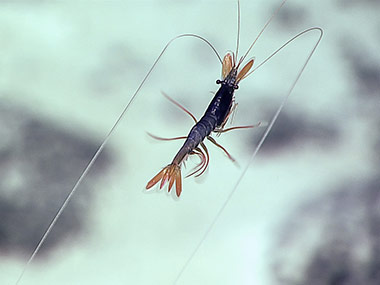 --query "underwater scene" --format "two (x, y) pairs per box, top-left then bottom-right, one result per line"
(0, 0), (379, 284)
